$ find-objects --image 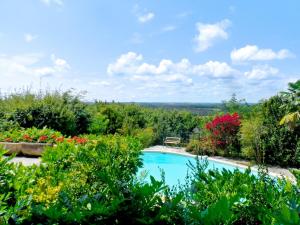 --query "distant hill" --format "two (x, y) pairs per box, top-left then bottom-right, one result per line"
(135, 102), (223, 115)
